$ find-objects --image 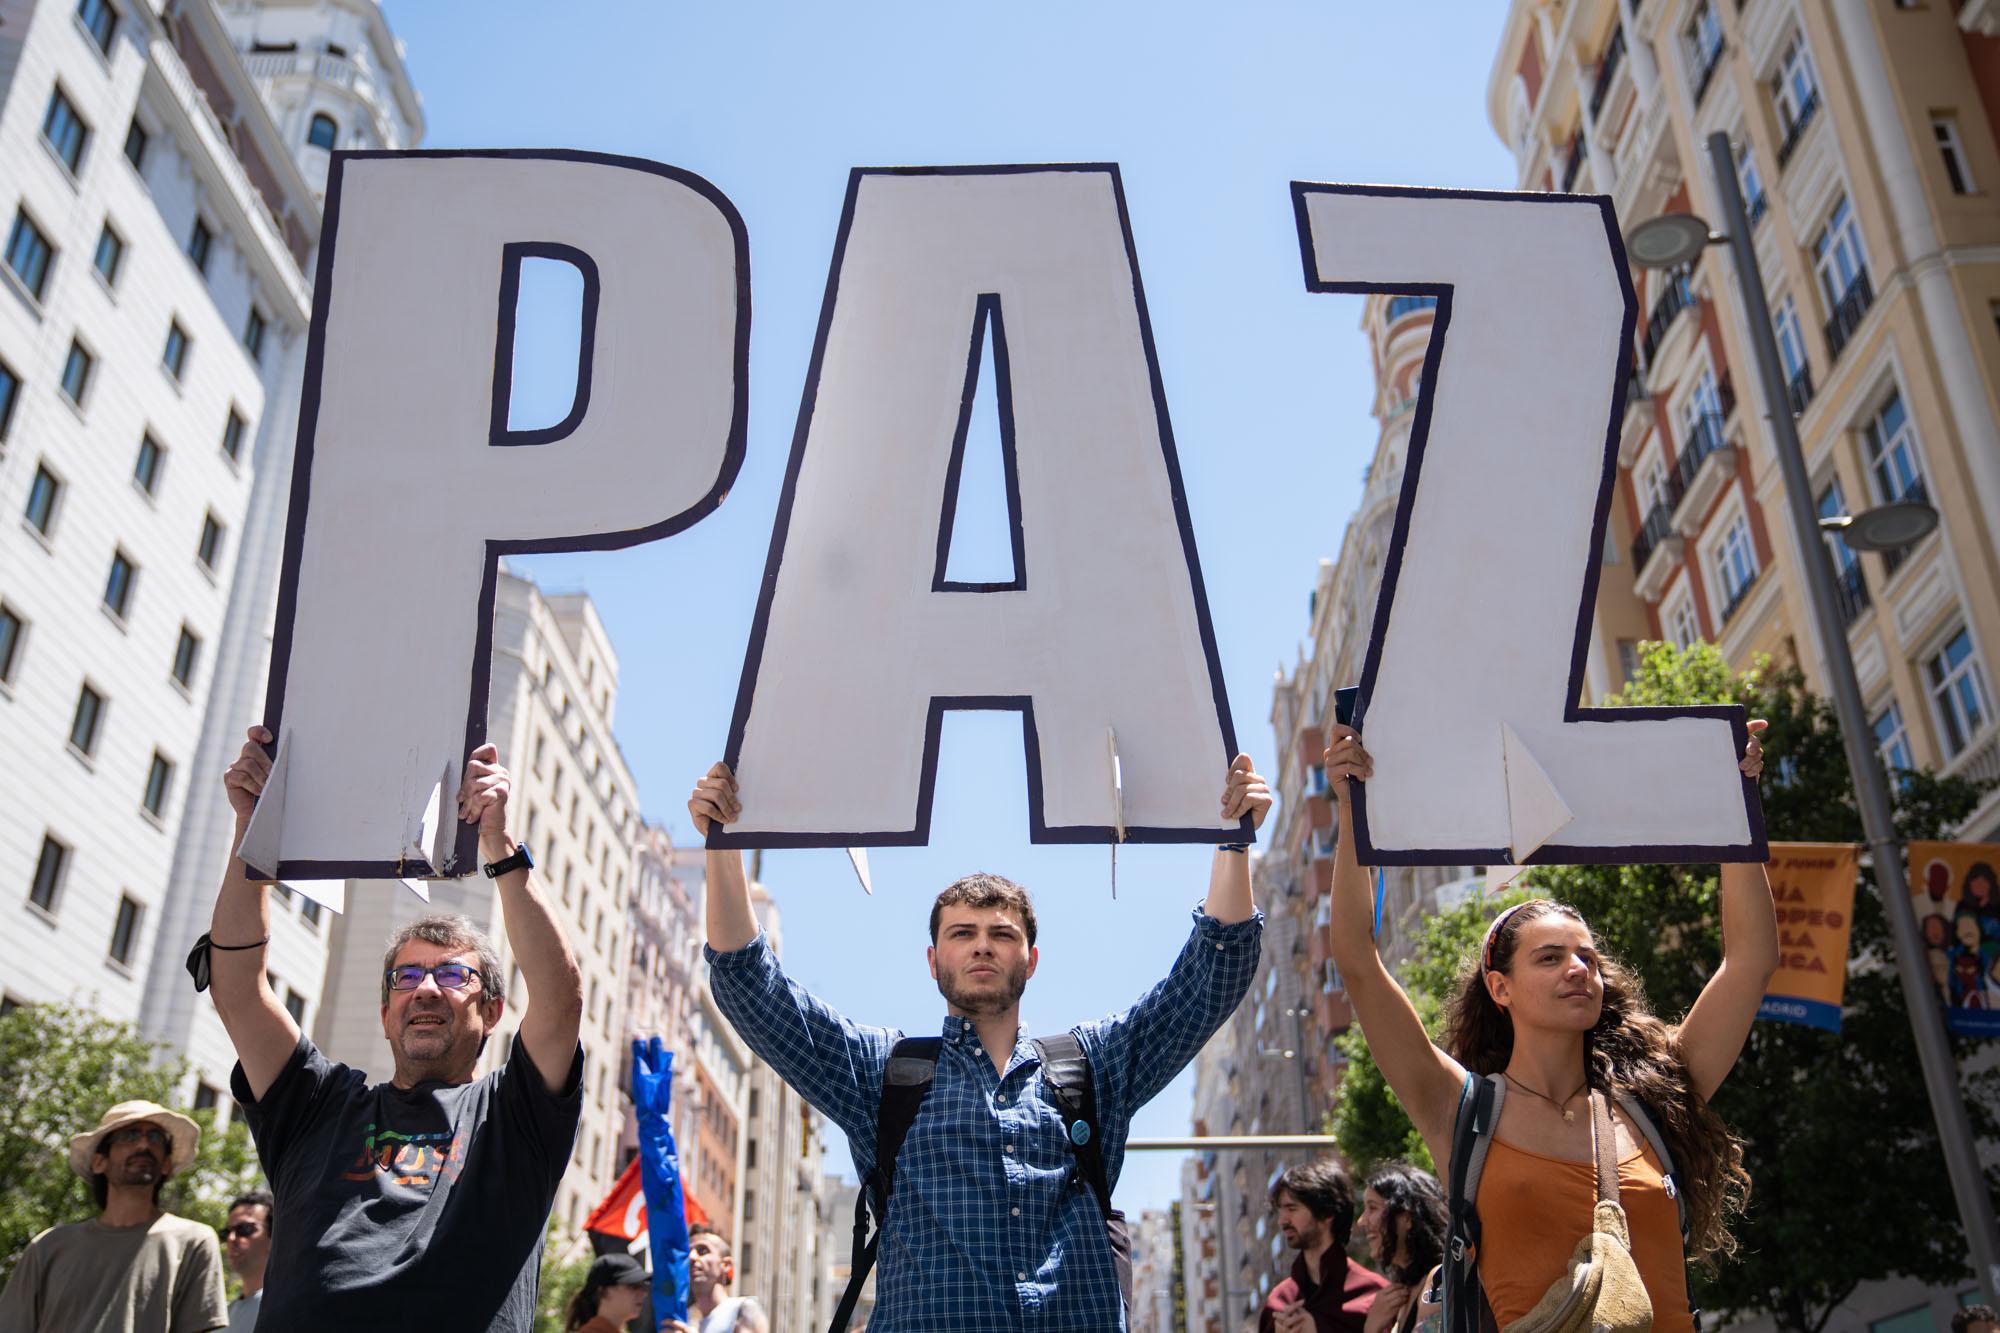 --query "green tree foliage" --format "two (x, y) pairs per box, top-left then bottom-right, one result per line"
(1324, 642), (1998, 1332)
(0, 1003), (263, 1290)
